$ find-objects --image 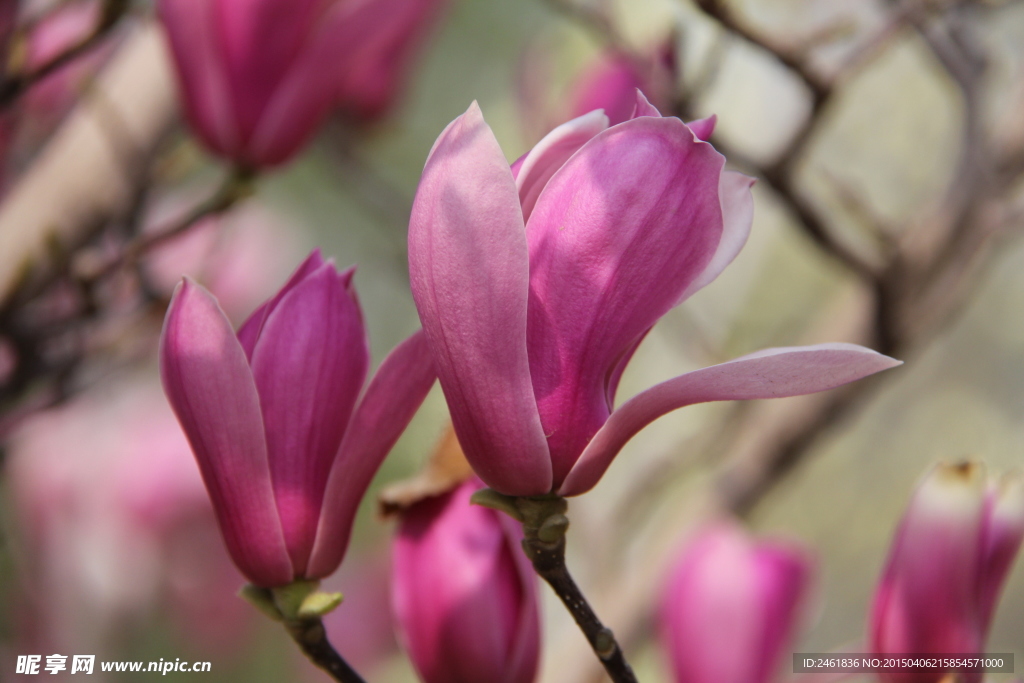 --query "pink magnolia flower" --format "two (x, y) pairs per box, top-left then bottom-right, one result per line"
(158, 0), (446, 168)
(392, 479), (540, 683)
(660, 522), (812, 683)
(870, 462), (1024, 683)
(408, 95), (901, 497)
(160, 250), (436, 587)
